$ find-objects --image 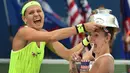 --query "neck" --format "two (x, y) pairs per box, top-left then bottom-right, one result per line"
(94, 44), (110, 59)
